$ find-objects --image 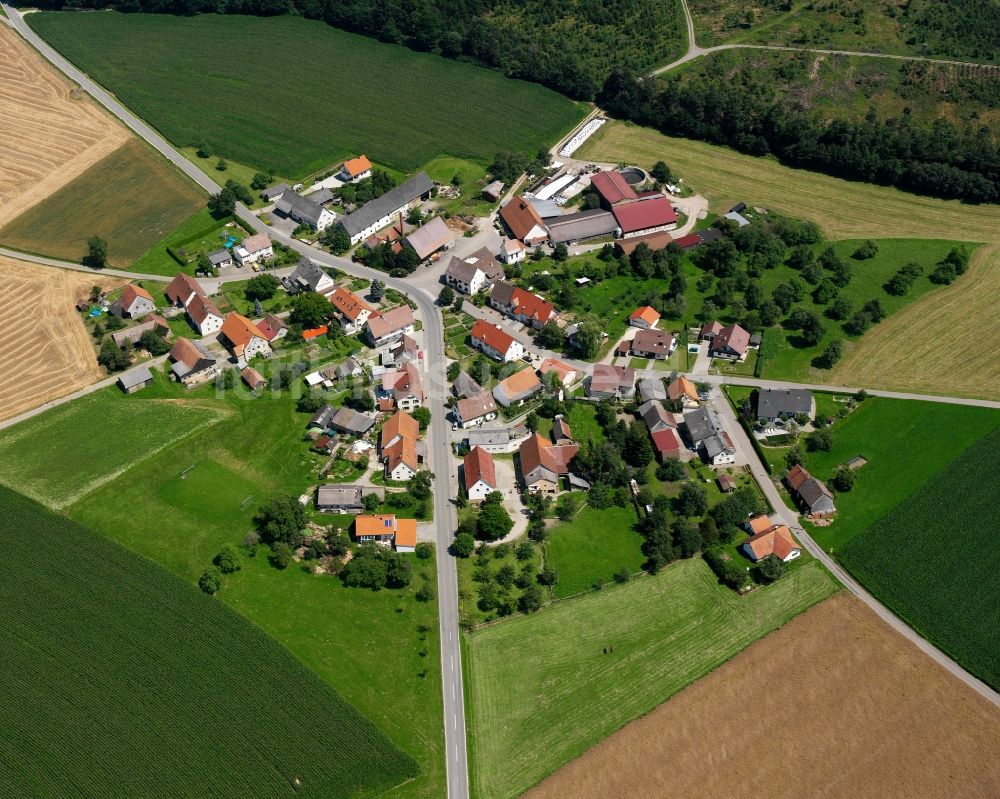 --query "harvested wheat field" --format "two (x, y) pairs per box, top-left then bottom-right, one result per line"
(830, 244), (1000, 399)
(0, 23), (128, 222)
(577, 121), (1000, 243)
(526, 593), (1000, 799)
(0, 257), (122, 424)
